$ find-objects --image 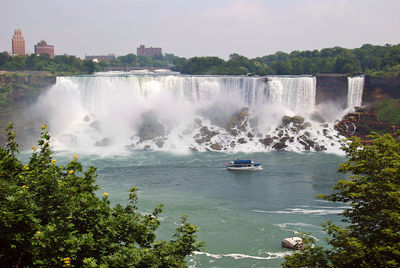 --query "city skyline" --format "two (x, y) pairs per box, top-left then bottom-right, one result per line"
(1, 0), (400, 59)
